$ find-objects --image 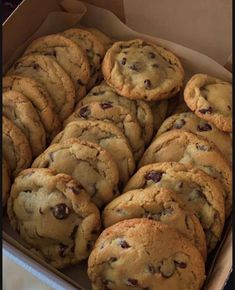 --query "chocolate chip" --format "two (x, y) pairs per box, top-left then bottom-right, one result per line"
(144, 79), (152, 89)
(77, 79), (85, 86)
(52, 203), (70, 219)
(126, 278), (138, 286)
(196, 143), (211, 151)
(100, 102), (113, 109)
(152, 63), (159, 68)
(121, 57), (127, 65)
(59, 243), (68, 257)
(199, 107), (212, 114)
(33, 63), (40, 70)
(109, 257), (117, 263)
(119, 240), (130, 249)
(148, 52), (156, 58)
(173, 119), (186, 129)
(39, 208), (43, 214)
(129, 62), (142, 71)
(227, 105), (231, 110)
(148, 264), (156, 274)
(175, 261), (187, 268)
(145, 171), (163, 183)
(87, 241), (93, 251)
(197, 123), (212, 132)
(79, 106), (90, 118)
(70, 225), (78, 240)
